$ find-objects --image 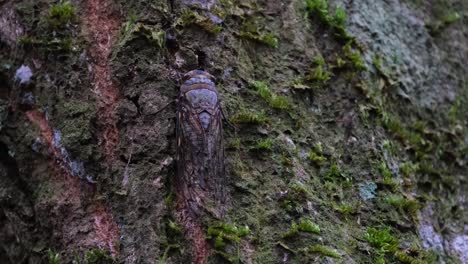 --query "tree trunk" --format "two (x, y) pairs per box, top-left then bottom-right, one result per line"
(0, 0), (467, 263)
